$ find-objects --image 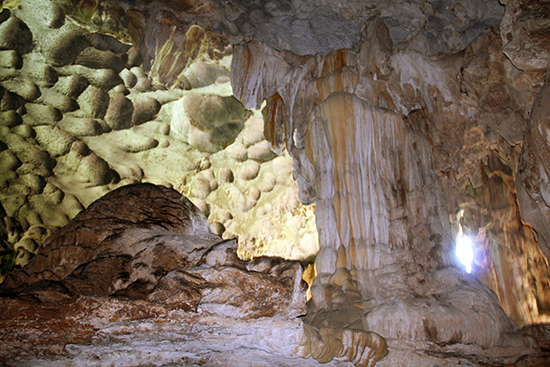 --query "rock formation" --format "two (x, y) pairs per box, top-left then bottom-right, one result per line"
(0, 183), (387, 367)
(0, 0), (318, 277)
(231, 36), (540, 363)
(0, 183), (306, 316)
(1, 0), (550, 366)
